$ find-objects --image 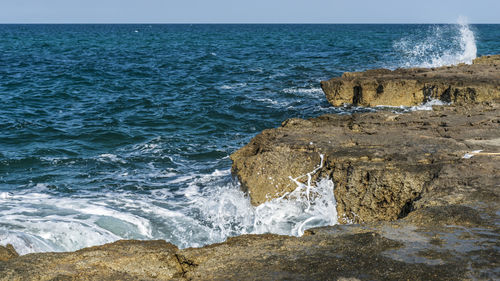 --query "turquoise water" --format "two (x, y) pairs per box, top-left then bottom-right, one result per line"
(1, 24), (499, 254)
